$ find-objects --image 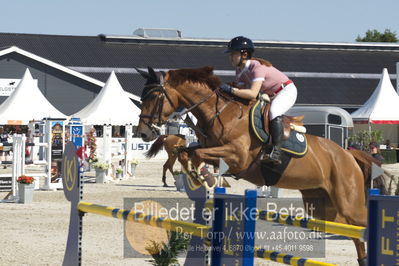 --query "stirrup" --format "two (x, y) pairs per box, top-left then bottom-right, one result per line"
(262, 147), (282, 165)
